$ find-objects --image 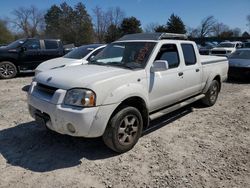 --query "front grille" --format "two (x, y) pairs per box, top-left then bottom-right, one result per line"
(211, 50), (227, 55)
(36, 83), (58, 95)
